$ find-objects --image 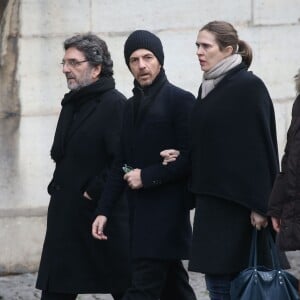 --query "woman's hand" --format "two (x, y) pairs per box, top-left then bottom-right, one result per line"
(271, 217), (281, 233)
(160, 149), (180, 165)
(250, 211), (268, 230)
